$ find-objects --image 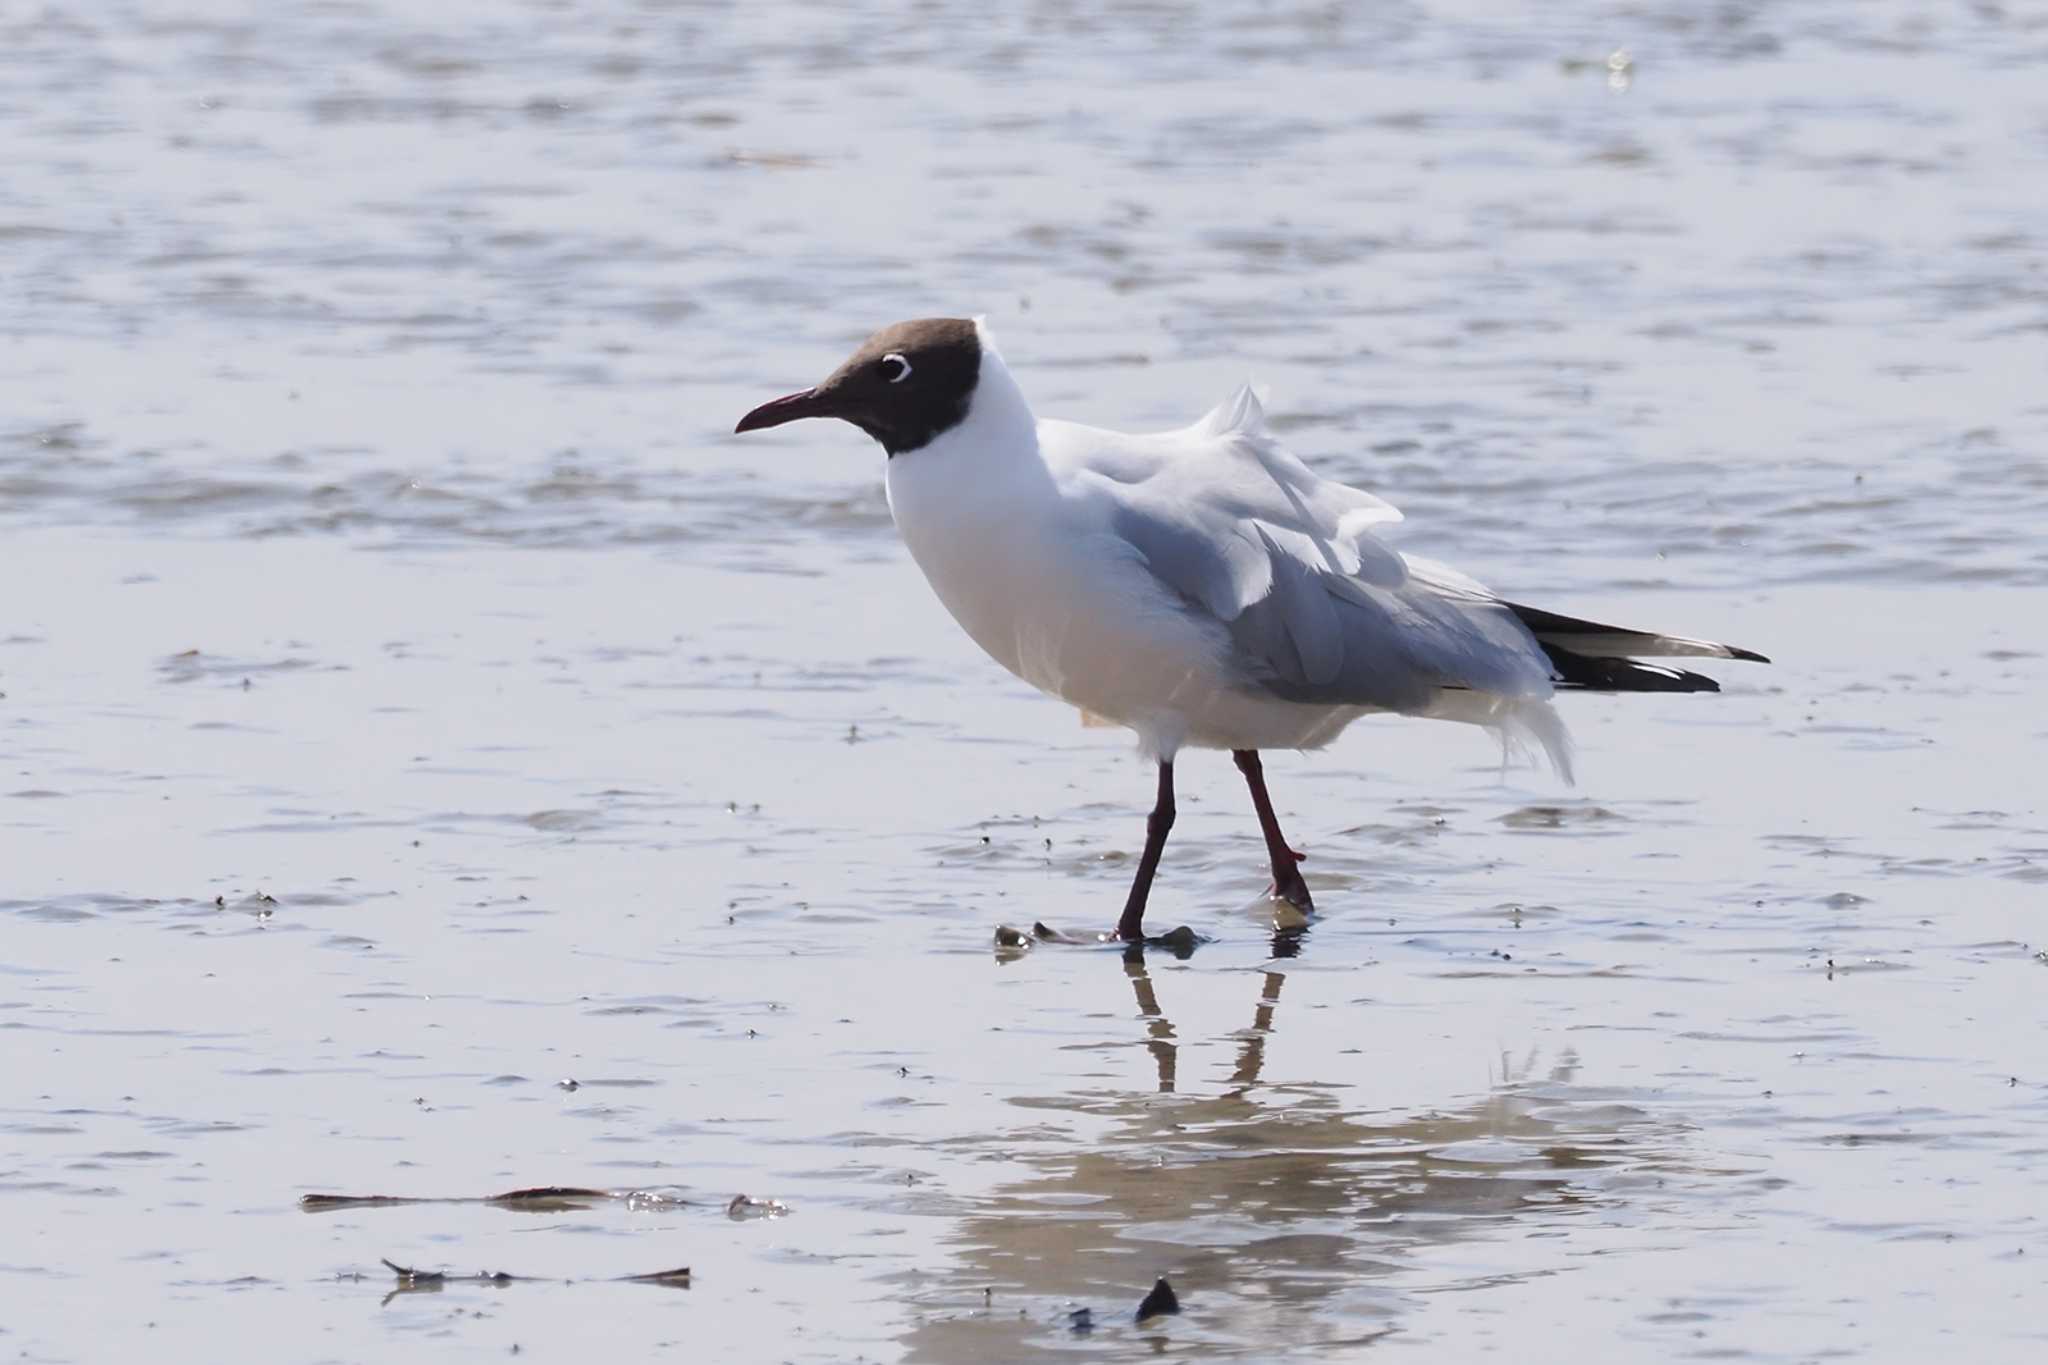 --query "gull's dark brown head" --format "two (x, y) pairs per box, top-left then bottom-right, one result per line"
(734, 317), (982, 456)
